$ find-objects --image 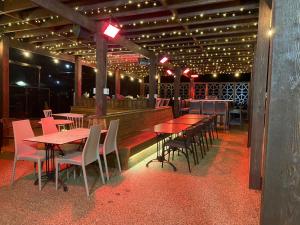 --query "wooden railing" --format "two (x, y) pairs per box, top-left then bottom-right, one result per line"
(76, 97), (150, 110)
